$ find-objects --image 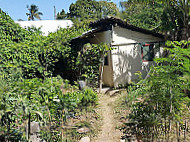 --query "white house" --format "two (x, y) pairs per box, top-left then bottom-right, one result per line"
(15, 20), (73, 36)
(73, 17), (165, 88)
